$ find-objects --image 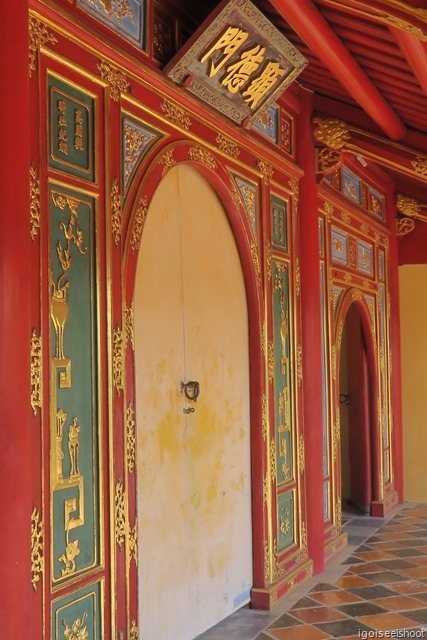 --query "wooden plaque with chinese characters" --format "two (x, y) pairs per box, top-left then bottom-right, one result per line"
(165, 0), (307, 126)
